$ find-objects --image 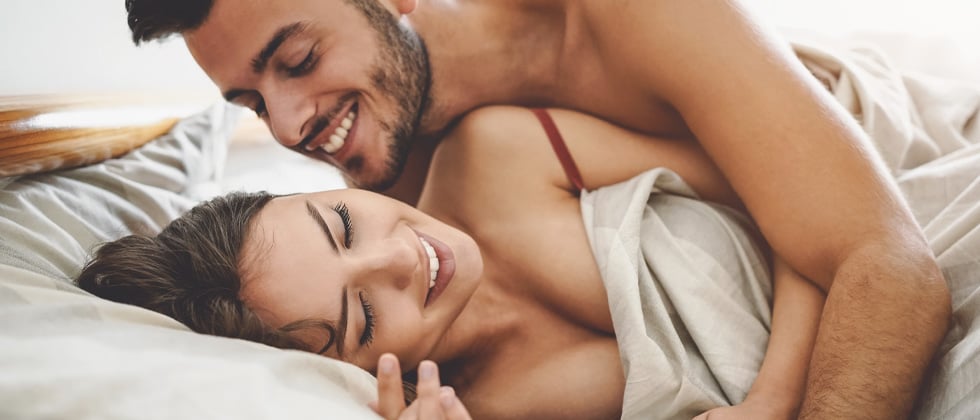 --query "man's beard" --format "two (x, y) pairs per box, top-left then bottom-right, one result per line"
(346, 0), (431, 191)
